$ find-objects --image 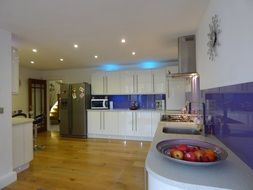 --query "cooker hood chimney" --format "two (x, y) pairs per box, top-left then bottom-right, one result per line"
(168, 35), (196, 78)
